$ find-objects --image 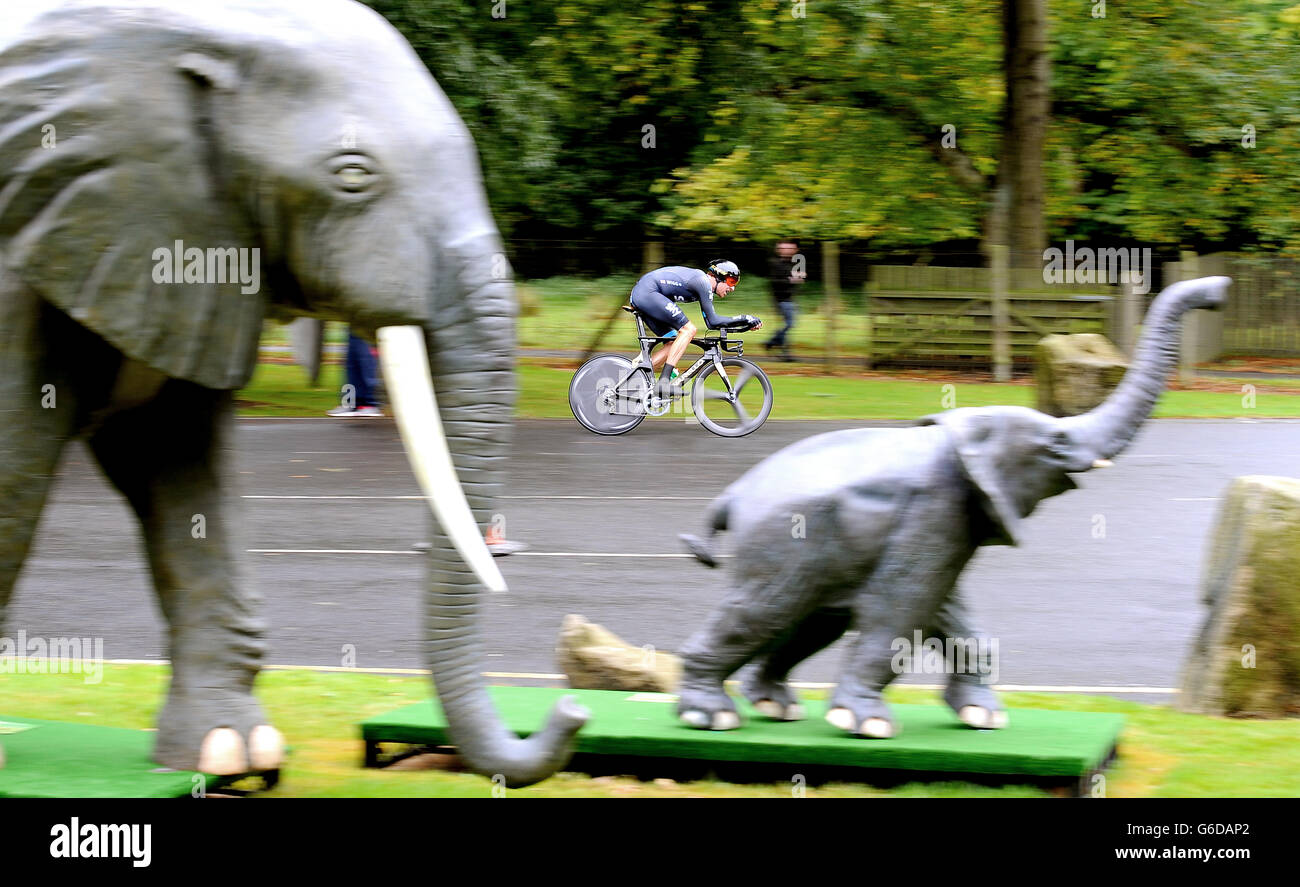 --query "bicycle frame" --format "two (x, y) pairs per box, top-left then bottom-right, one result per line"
(609, 310), (747, 396)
